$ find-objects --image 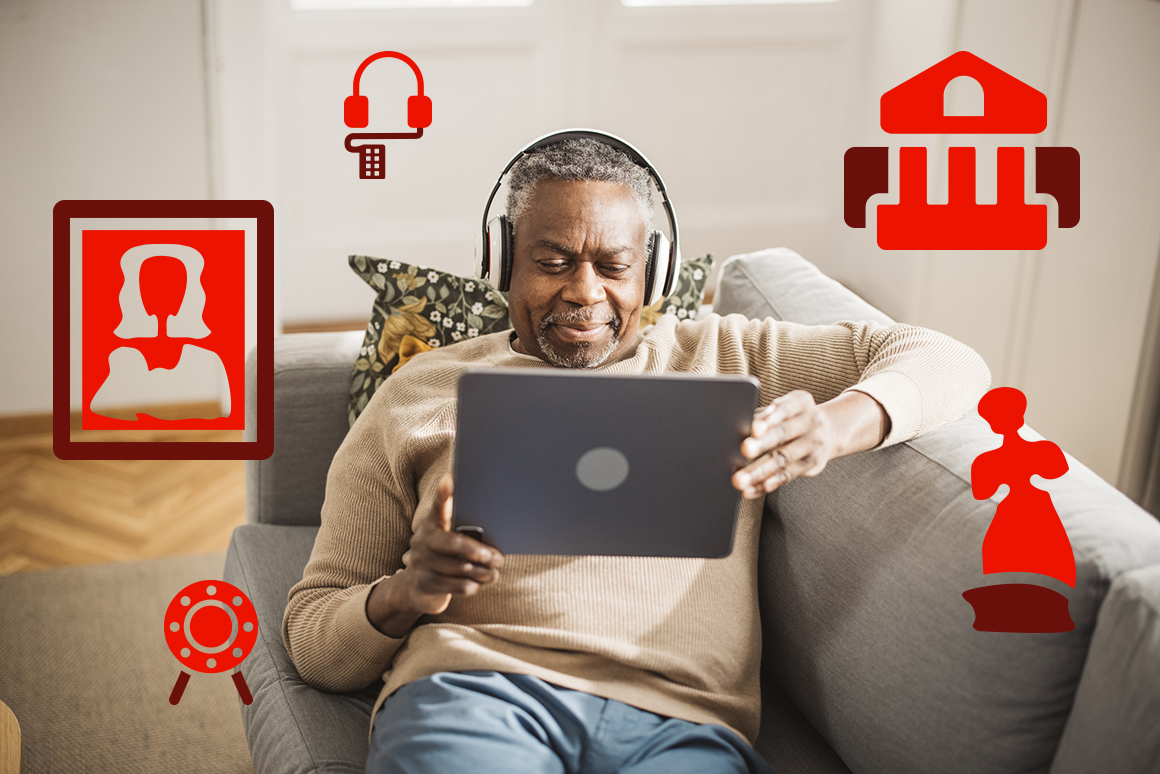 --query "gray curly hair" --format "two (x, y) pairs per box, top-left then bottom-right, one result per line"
(505, 137), (655, 230)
